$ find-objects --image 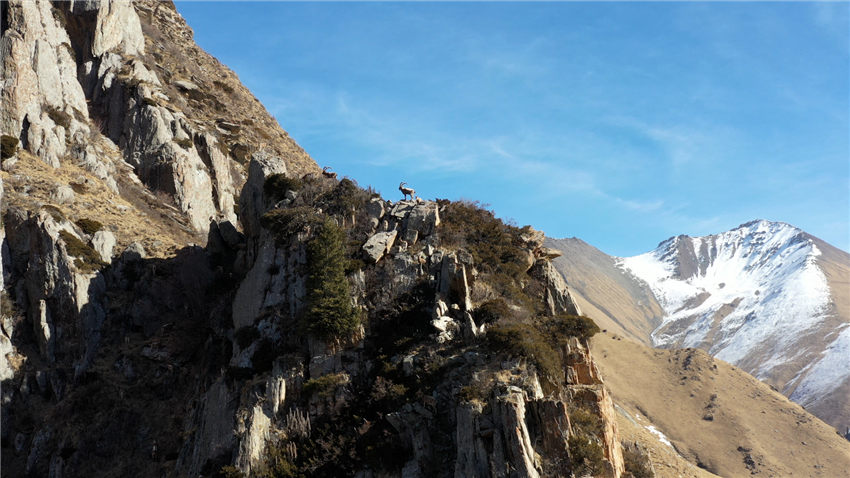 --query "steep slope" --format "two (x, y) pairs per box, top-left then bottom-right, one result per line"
(619, 220), (850, 431)
(592, 332), (850, 477)
(1, 0), (317, 237)
(545, 237), (664, 345)
(2, 3), (630, 477)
